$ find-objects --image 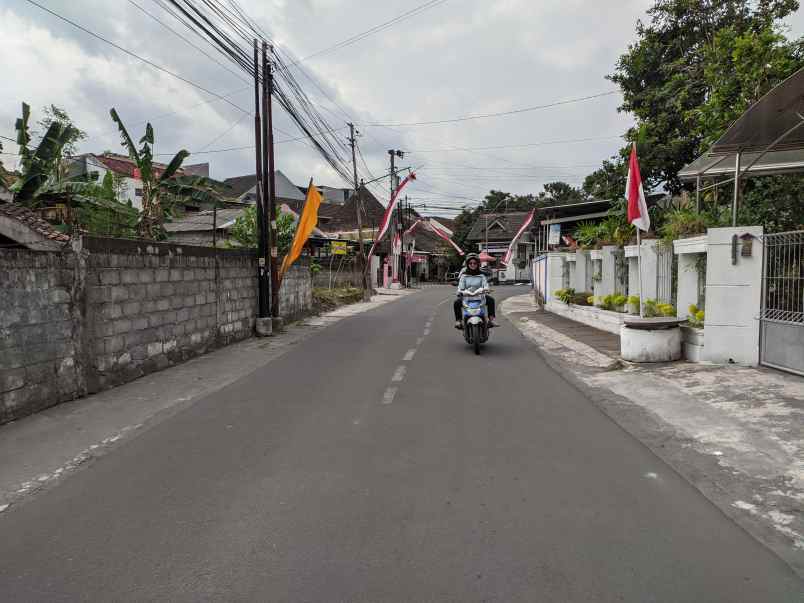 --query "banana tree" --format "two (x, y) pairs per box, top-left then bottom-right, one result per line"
(110, 108), (189, 239)
(11, 102), (80, 206)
